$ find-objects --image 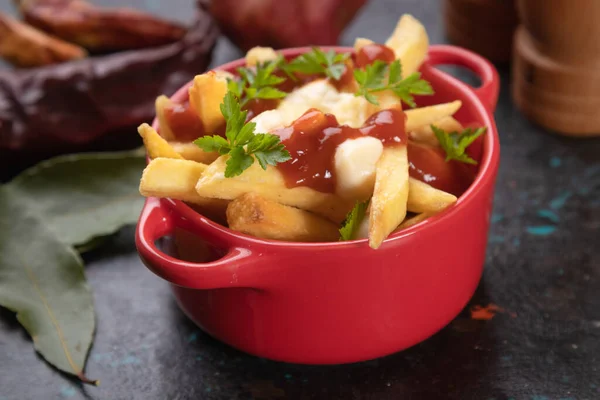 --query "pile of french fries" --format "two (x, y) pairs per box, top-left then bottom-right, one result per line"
(138, 15), (468, 249)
